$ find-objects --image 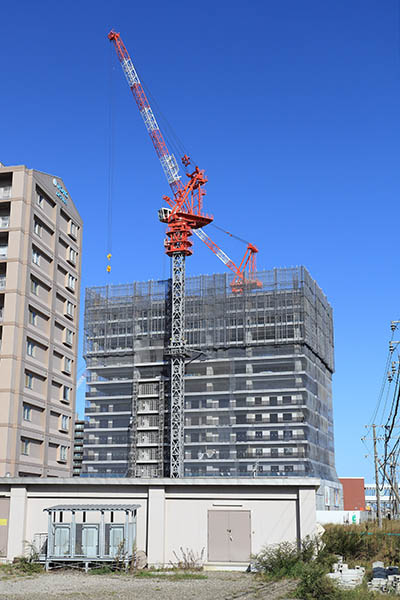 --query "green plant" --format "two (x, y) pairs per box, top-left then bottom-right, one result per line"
(254, 541), (301, 578)
(253, 537), (321, 580)
(89, 565), (115, 575)
(134, 571), (207, 580)
(295, 562), (340, 599)
(11, 556), (43, 574)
